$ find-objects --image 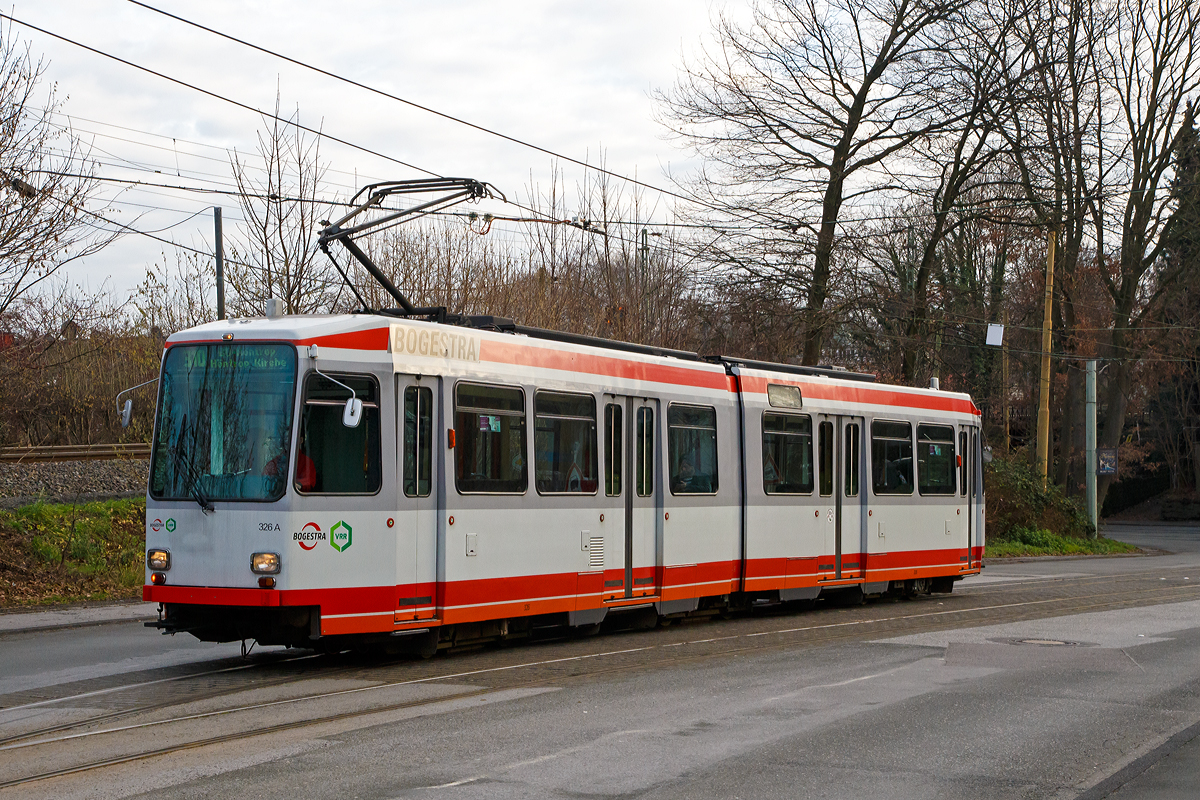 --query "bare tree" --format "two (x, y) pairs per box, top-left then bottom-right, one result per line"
(1091, 0), (1200, 506)
(133, 251), (217, 335)
(0, 21), (111, 318)
(226, 98), (337, 316)
(658, 0), (971, 365)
